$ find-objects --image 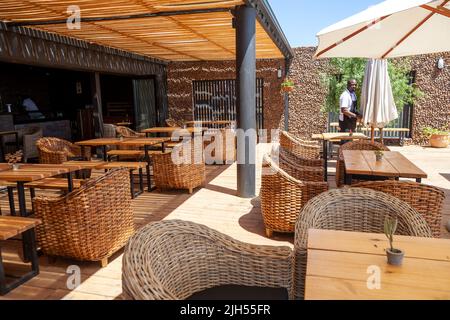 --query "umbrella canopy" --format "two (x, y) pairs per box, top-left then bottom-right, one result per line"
(315, 0), (450, 59)
(360, 59), (398, 128)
